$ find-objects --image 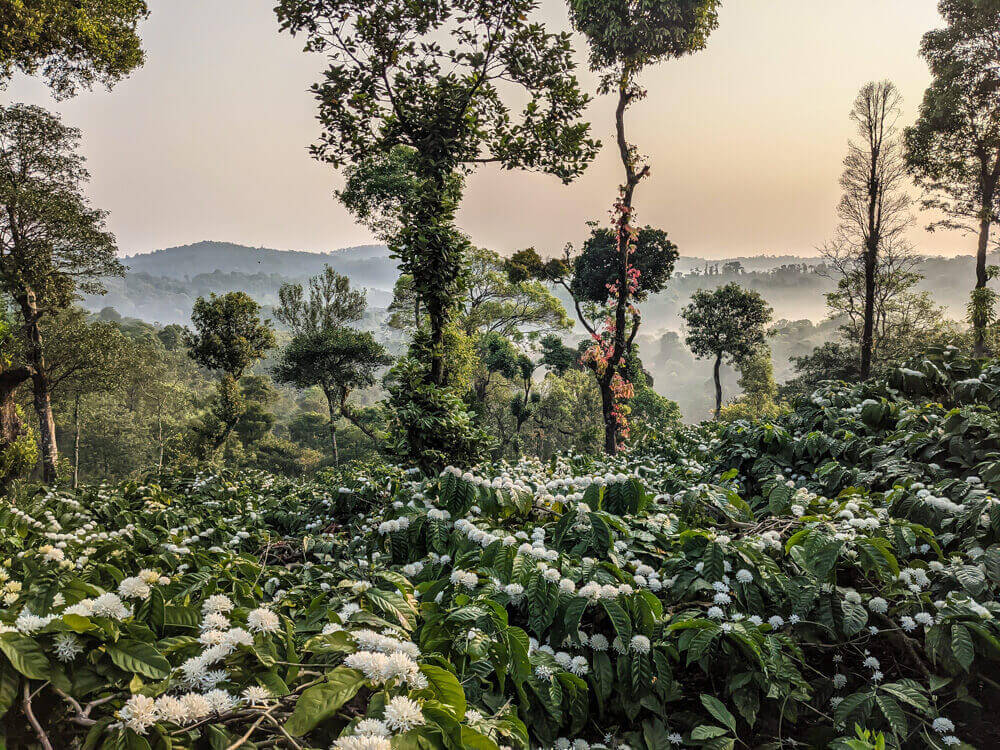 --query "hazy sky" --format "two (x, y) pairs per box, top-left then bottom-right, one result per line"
(2, 0), (972, 259)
